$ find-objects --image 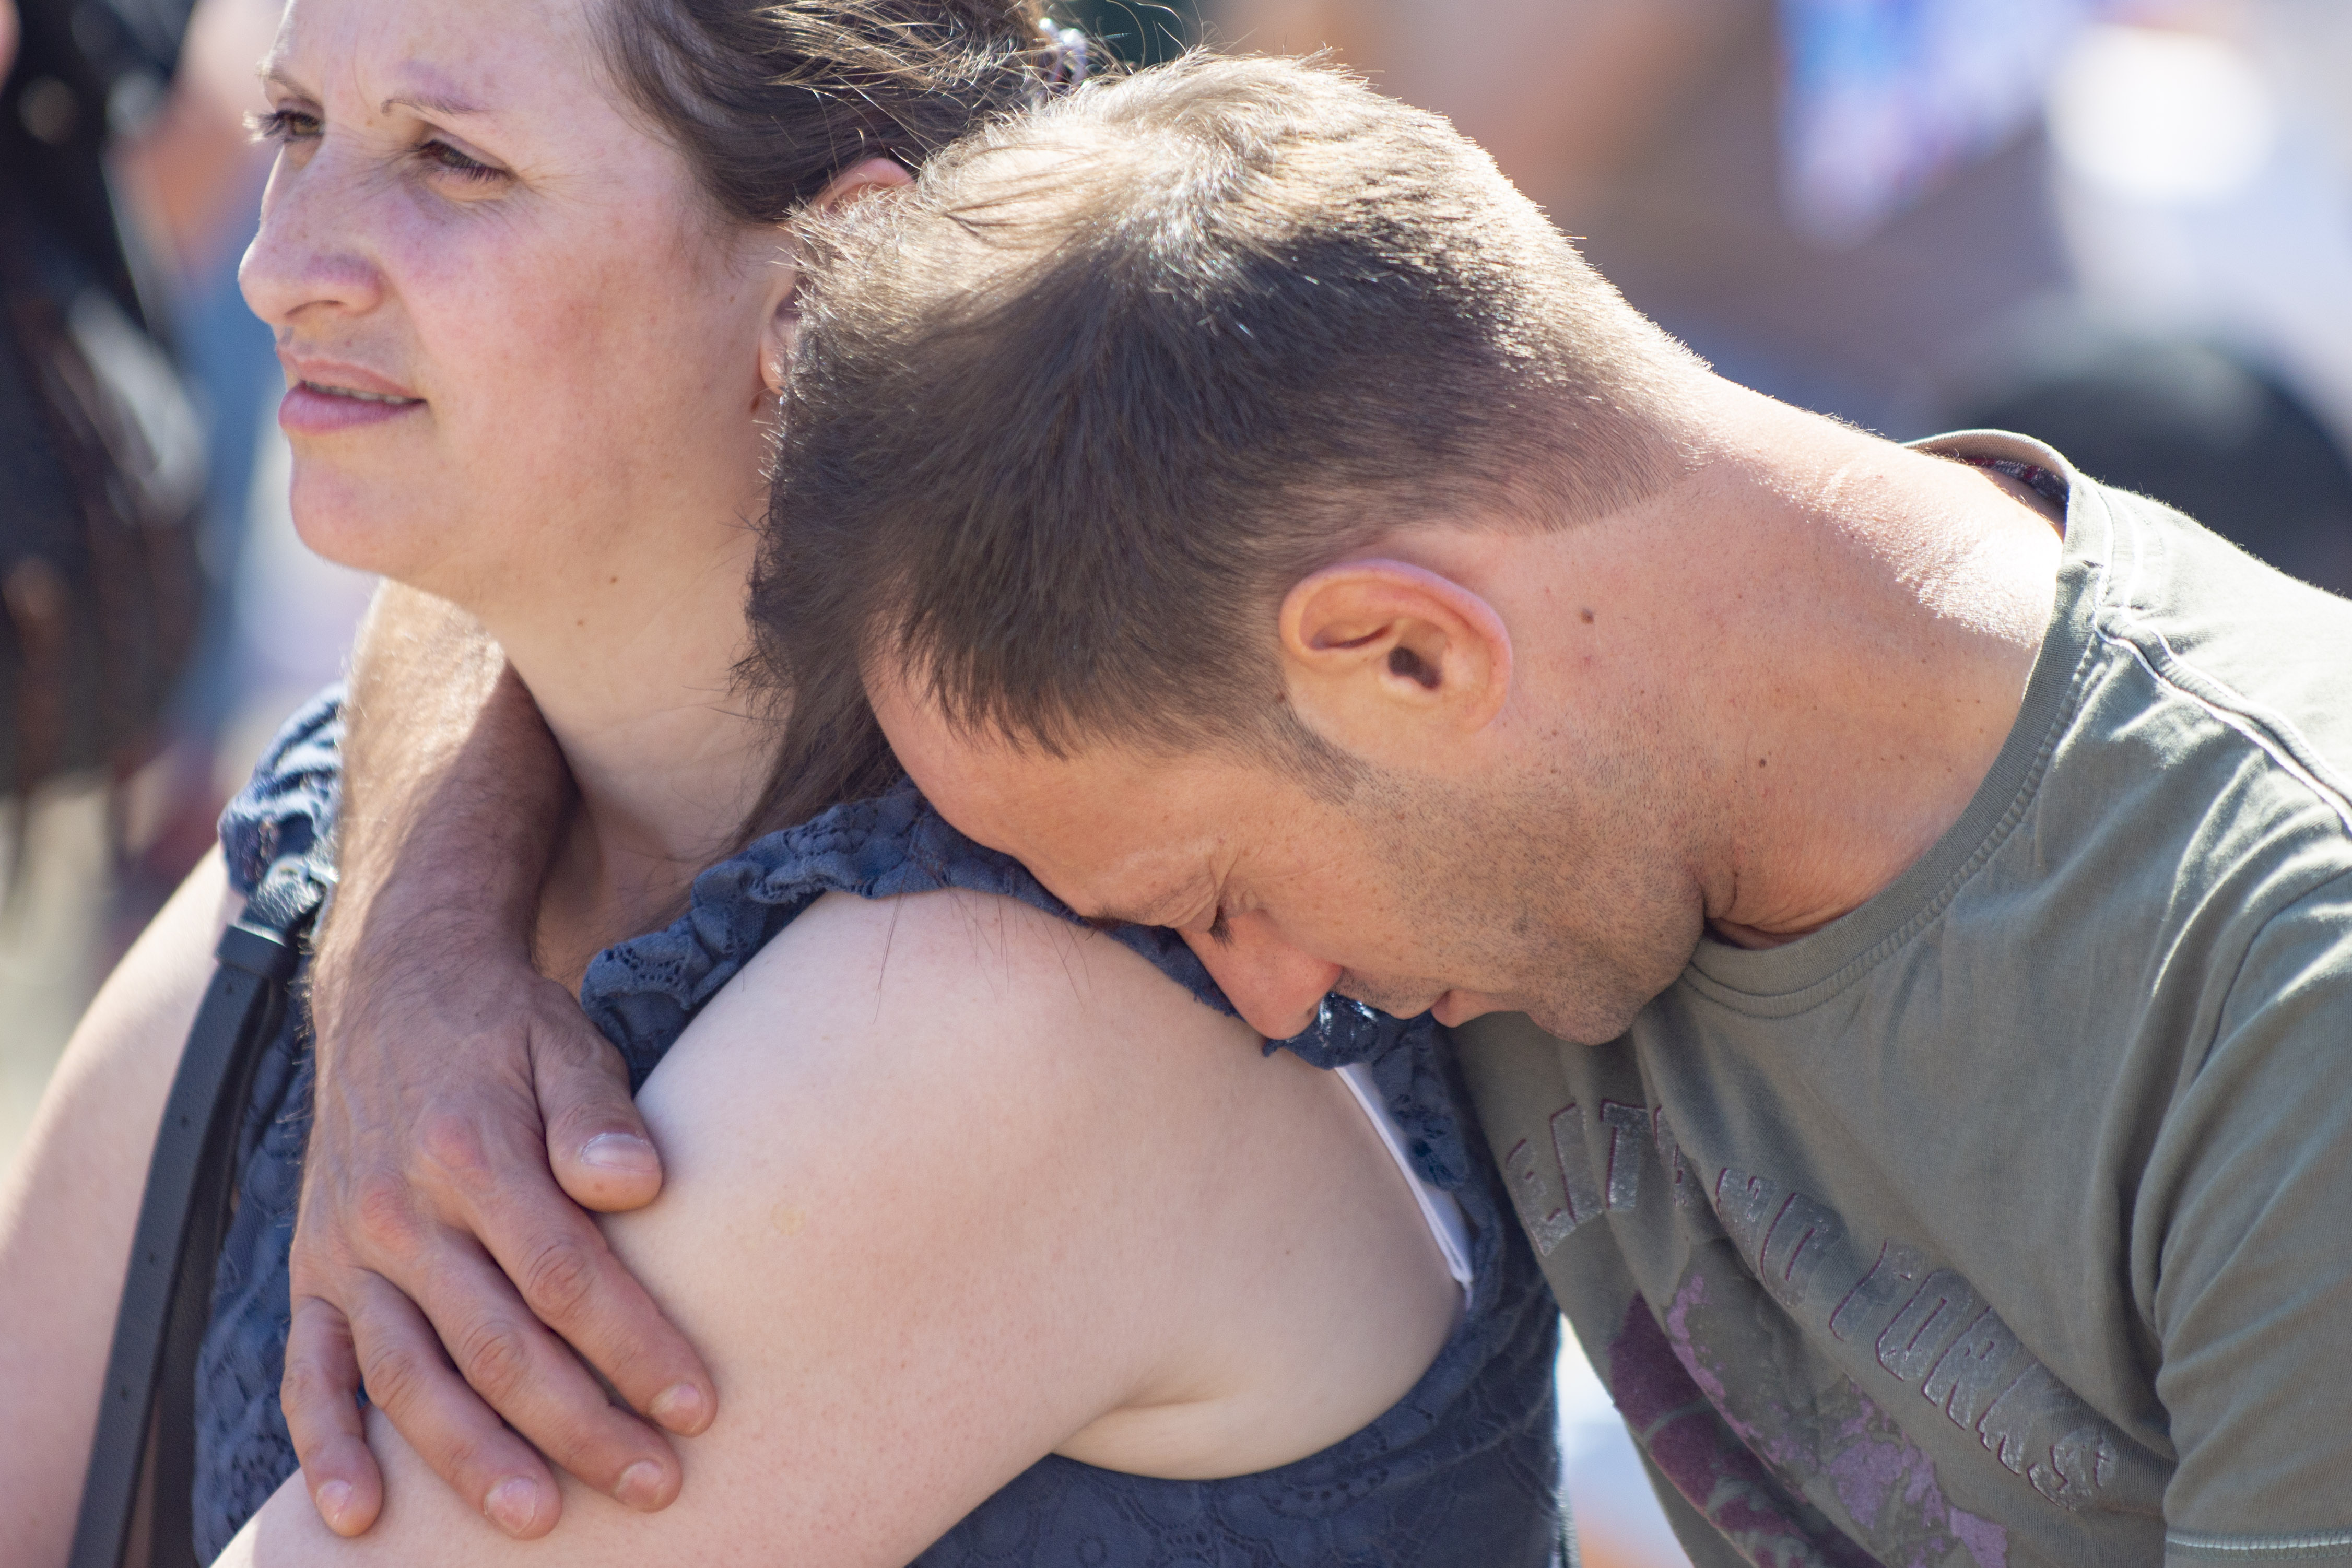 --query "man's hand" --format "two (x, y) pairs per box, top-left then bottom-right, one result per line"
(282, 586), (715, 1539)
